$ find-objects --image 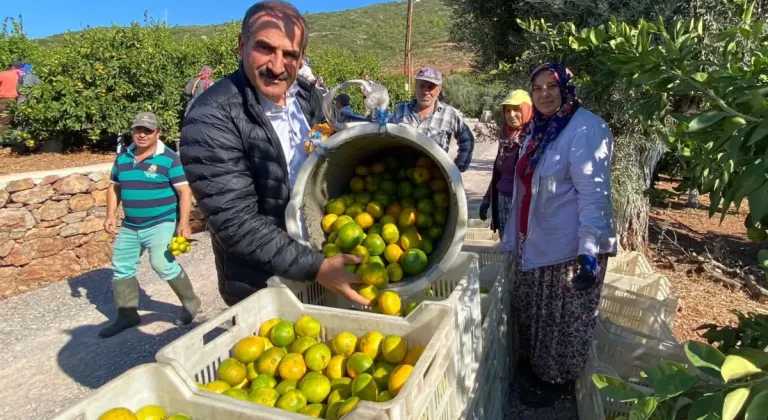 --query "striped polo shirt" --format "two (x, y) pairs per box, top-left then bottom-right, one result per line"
(110, 141), (187, 230)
